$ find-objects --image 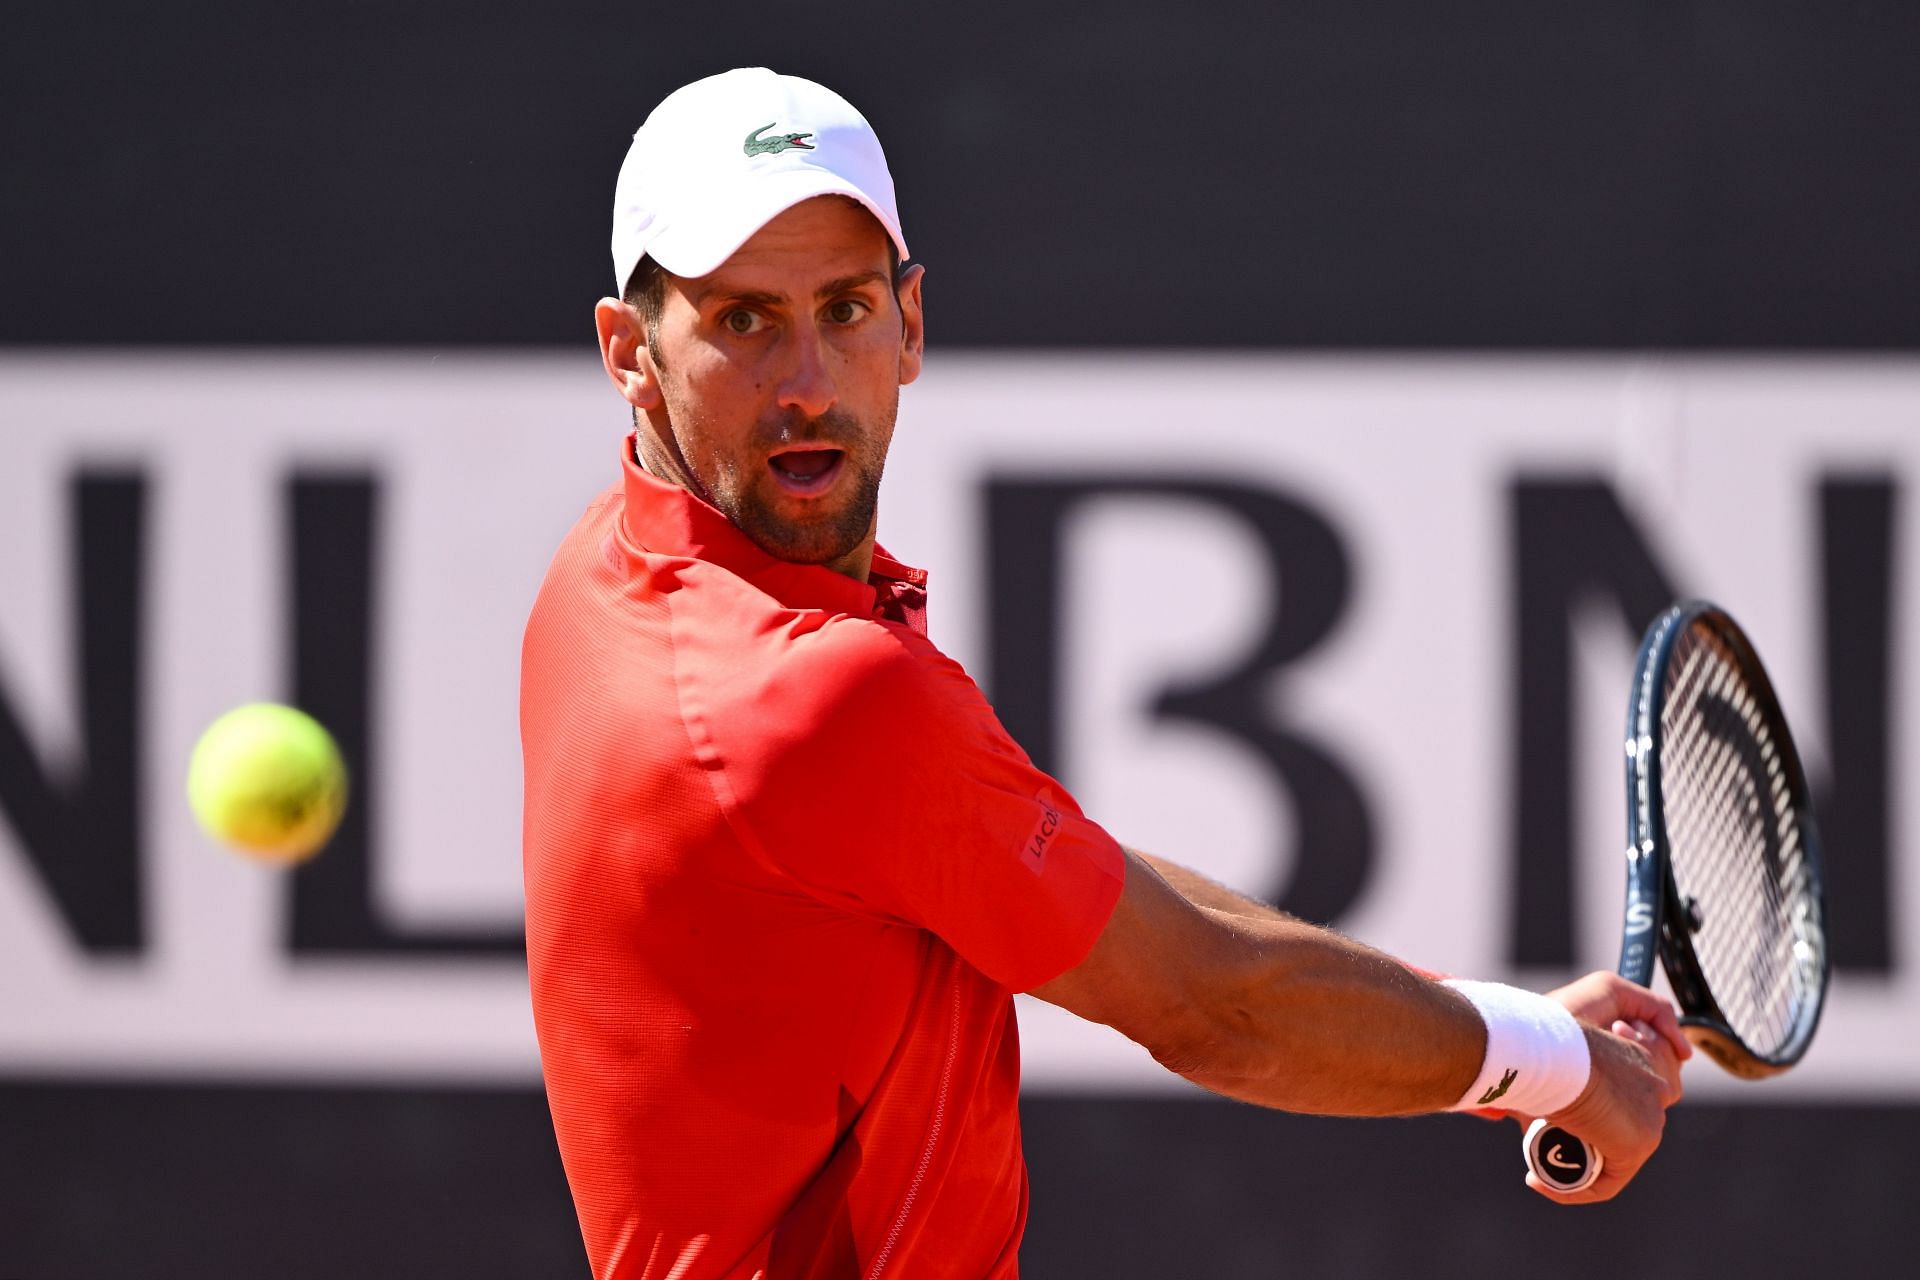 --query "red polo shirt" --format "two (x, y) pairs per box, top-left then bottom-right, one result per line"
(521, 438), (1126, 1279)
